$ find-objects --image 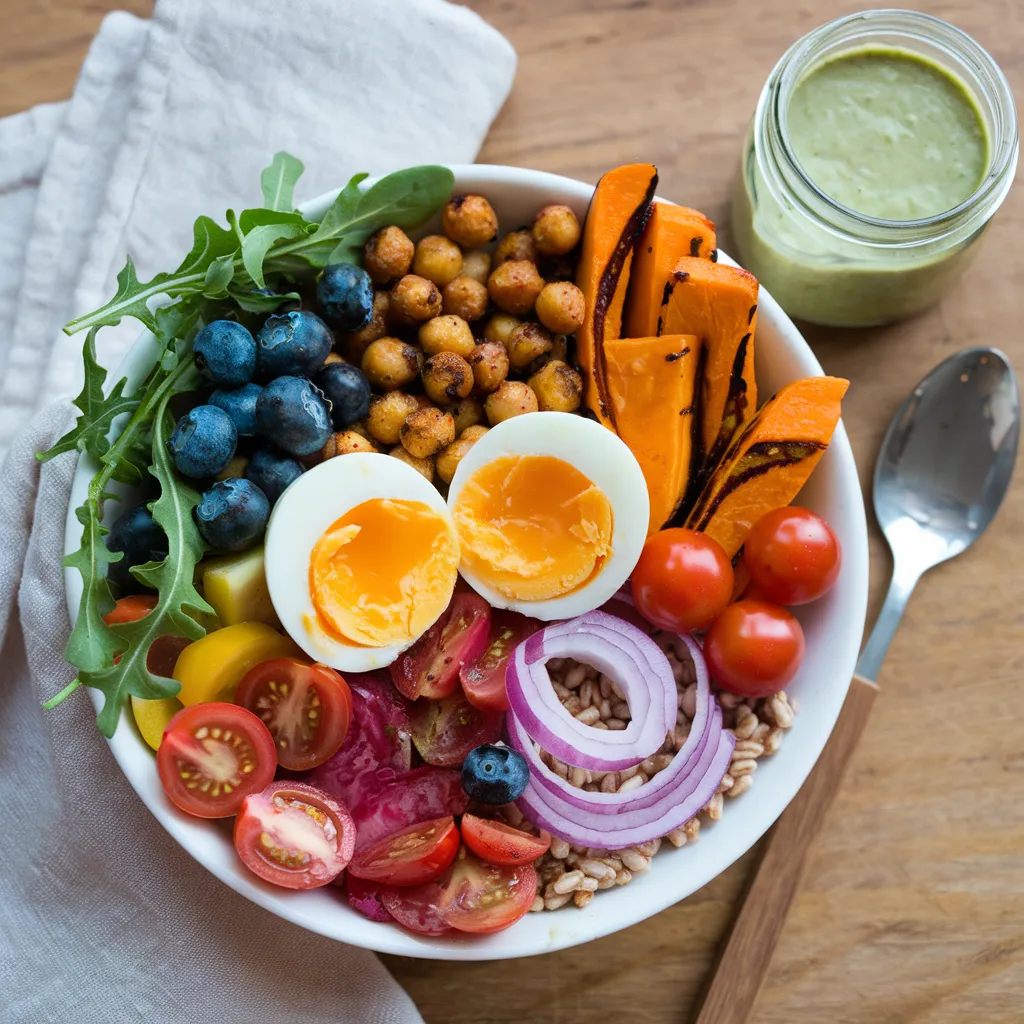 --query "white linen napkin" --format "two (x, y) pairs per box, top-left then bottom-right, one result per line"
(0, 2), (516, 1020)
